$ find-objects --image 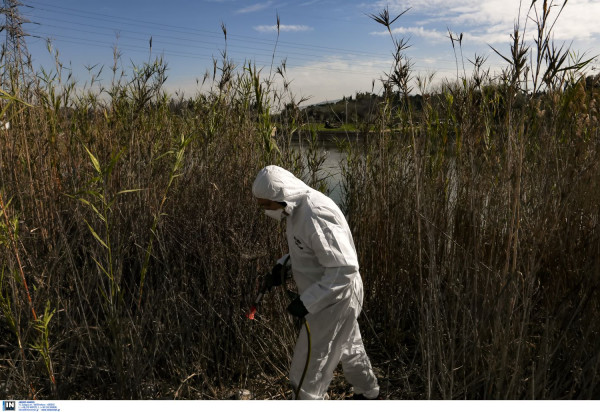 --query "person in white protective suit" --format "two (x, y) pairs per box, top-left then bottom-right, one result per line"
(252, 165), (380, 400)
